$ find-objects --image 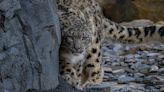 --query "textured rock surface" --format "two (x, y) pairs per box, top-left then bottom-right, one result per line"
(97, 0), (164, 22)
(0, 0), (60, 92)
